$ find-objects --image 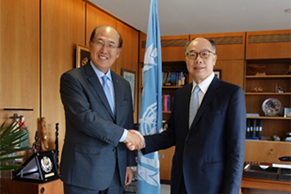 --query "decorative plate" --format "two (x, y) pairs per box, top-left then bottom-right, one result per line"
(262, 98), (282, 116)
